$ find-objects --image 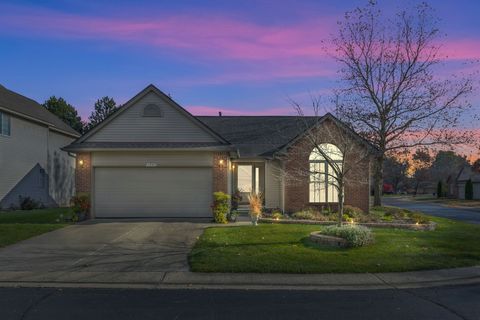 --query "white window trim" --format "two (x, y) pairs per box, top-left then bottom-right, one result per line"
(0, 112), (11, 137)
